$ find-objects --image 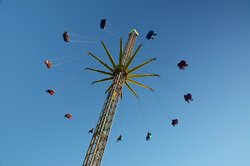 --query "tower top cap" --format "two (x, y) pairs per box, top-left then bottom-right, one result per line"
(129, 29), (139, 36)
